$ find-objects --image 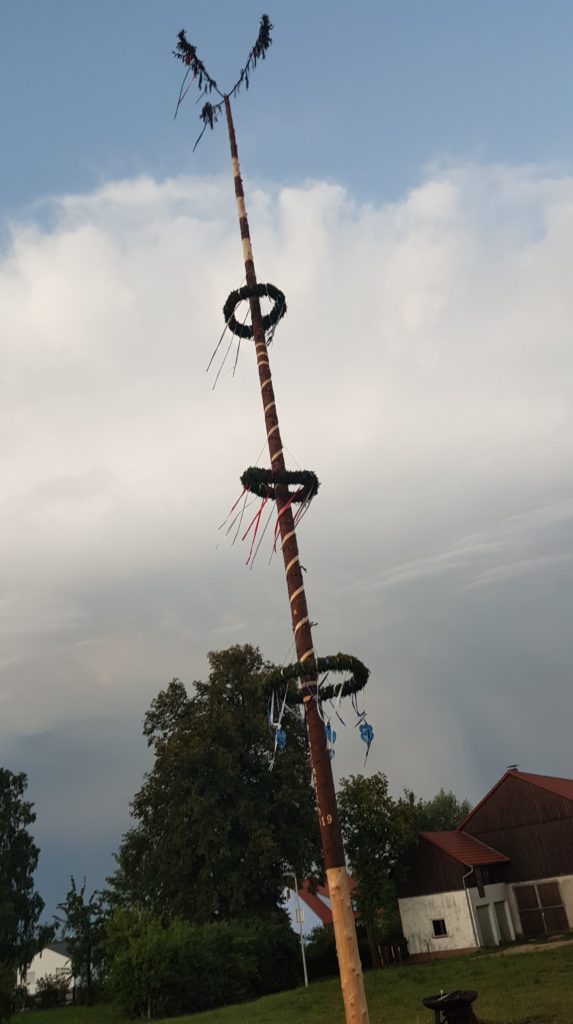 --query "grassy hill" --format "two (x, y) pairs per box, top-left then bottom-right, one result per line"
(29, 942), (573, 1024)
